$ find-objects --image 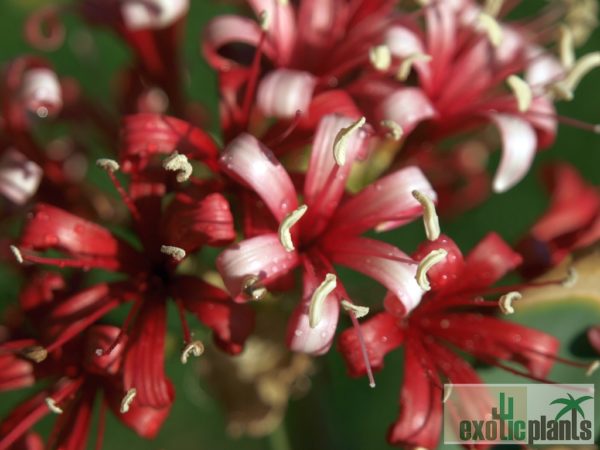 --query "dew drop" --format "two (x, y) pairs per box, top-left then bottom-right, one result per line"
(440, 319), (450, 329)
(294, 329), (303, 337)
(44, 234), (58, 245)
